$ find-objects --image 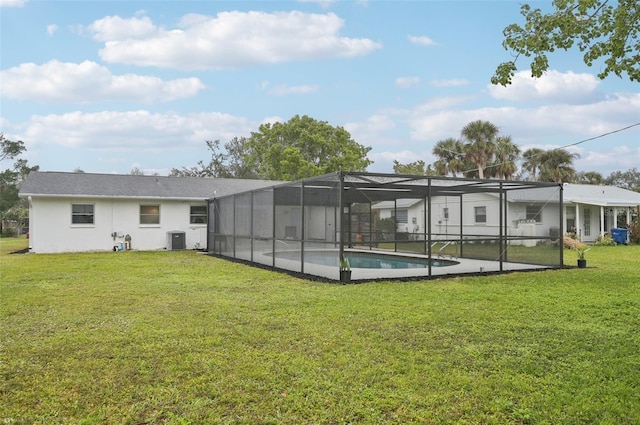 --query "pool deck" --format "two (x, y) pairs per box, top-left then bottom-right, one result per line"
(238, 247), (555, 282)
(343, 248), (552, 281)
